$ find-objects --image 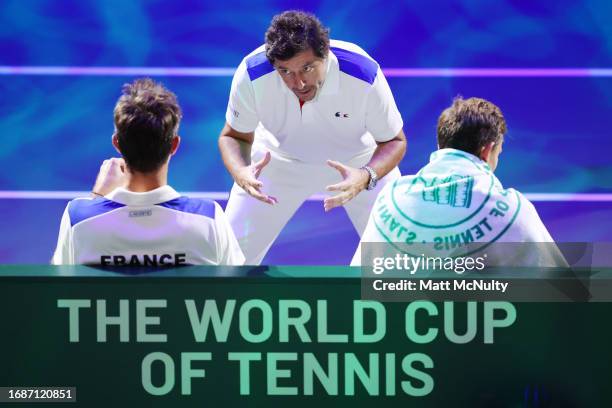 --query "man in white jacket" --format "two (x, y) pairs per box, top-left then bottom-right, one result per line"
(353, 96), (566, 268)
(53, 78), (244, 266)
